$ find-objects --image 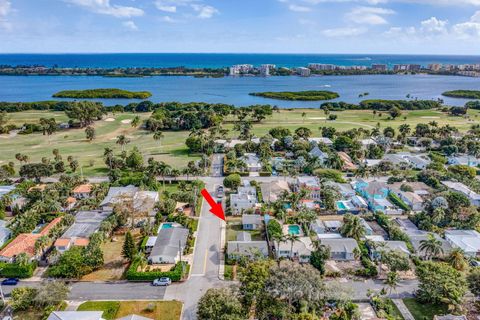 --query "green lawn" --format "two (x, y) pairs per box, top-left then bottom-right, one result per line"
(2, 108), (479, 176)
(77, 300), (182, 320)
(403, 298), (449, 320)
(77, 301), (120, 319)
